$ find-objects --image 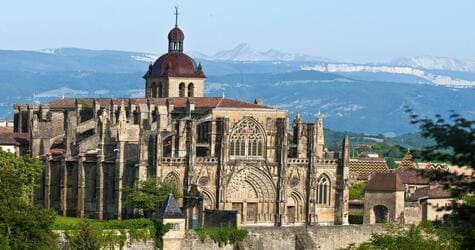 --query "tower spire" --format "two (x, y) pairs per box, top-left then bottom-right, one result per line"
(174, 5), (179, 27)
